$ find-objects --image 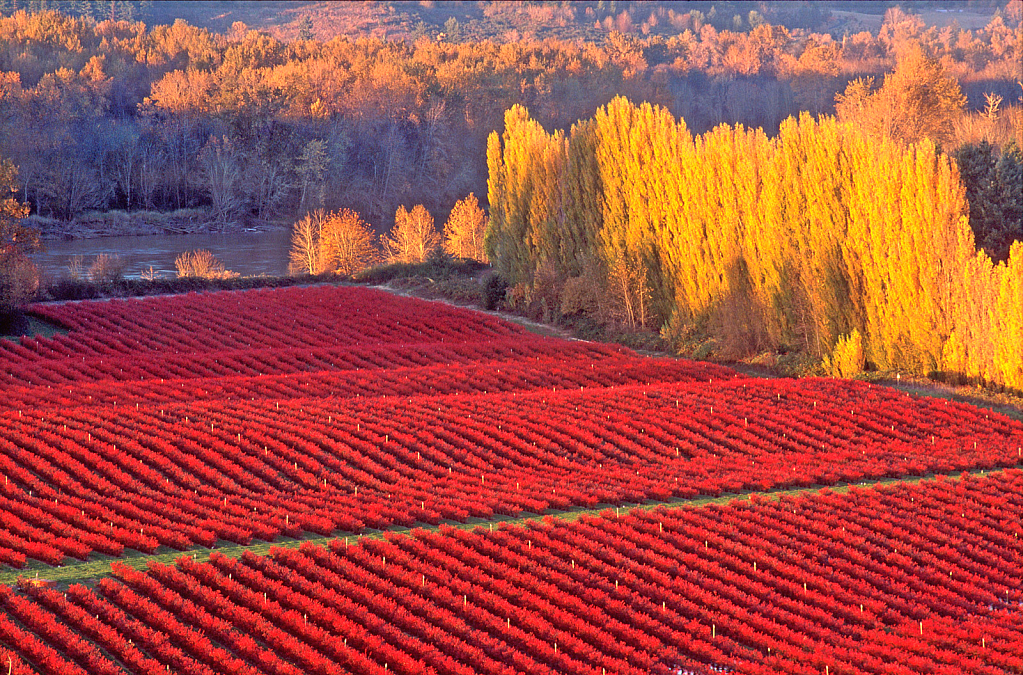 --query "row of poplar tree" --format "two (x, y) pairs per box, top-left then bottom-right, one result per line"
(485, 97), (1022, 390)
